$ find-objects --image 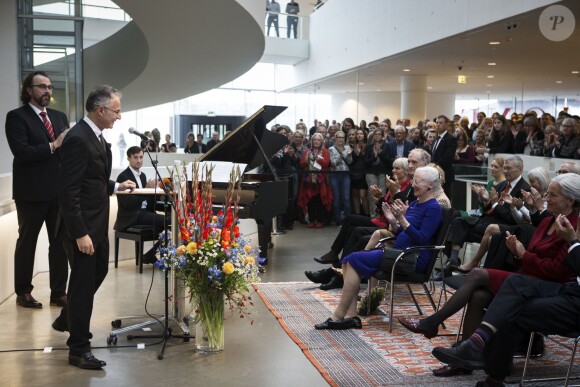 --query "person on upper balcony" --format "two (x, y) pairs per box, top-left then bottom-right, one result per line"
(266, 0), (280, 37)
(286, 0), (300, 39)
